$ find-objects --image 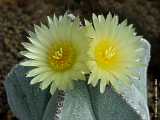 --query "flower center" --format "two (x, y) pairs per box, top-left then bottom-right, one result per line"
(48, 40), (76, 72)
(95, 40), (119, 70)
(105, 46), (116, 60)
